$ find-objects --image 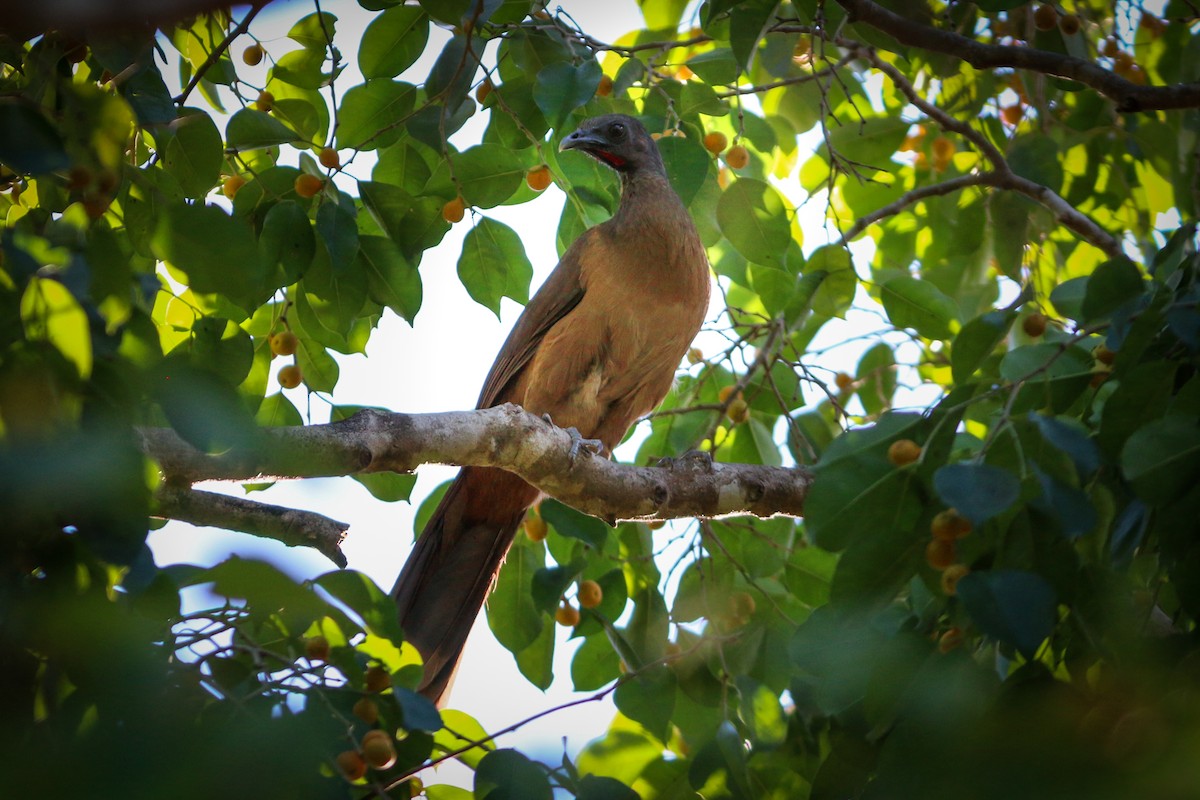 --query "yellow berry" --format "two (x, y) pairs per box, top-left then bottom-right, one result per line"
(526, 165), (552, 191)
(222, 174), (247, 199)
(362, 732), (397, 769)
(686, 347), (704, 365)
(277, 364), (303, 389)
(887, 439), (922, 467)
(941, 564), (970, 595)
(270, 330), (299, 356)
(524, 512), (548, 541)
(726, 397), (750, 424)
(555, 603), (581, 627)
(336, 750), (367, 781)
(577, 579), (603, 609)
(294, 173), (325, 199)
(364, 665), (391, 693)
(442, 196), (465, 223)
(834, 371), (854, 390)
(409, 777), (425, 797)
(319, 147), (341, 169)
(243, 44), (264, 65)
(353, 697), (379, 725)
(717, 385), (740, 404)
(725, 145), (750, 169)
(931, 508), (973, 541)
(255, 90), (274, 112)
(703, 131), (728, 155)
(925, 538), (957, 571)
(596, 74), (614, 97)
